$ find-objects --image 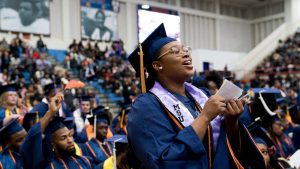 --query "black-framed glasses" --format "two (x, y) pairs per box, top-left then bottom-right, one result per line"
(157, 46), (191, 60)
